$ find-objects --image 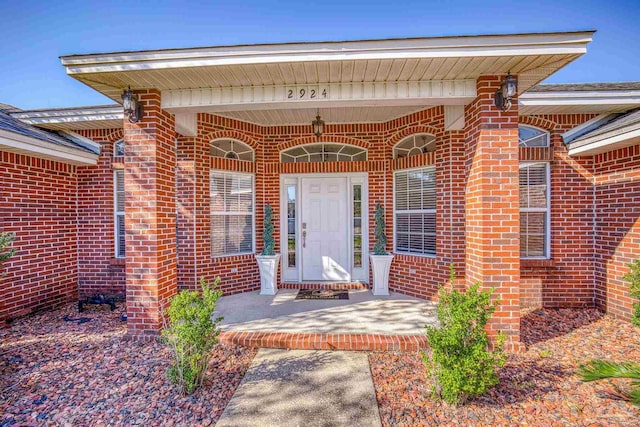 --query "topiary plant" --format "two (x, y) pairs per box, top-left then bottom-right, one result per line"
(261, 204), (275, 256)
(0, 232), (16, 263)
(162, 277), (223, 395)
(422, 279), (506, 406)
(623, 258), (640, 326)
(372, 203), (388, 255)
